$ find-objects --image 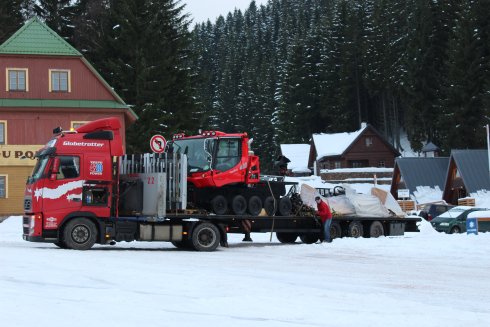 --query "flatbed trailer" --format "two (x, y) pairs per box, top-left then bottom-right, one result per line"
(22, 117), (420, 251)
